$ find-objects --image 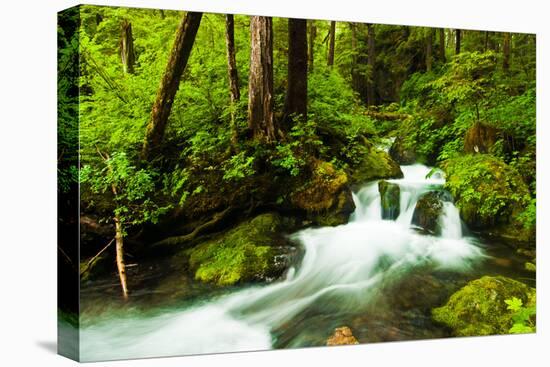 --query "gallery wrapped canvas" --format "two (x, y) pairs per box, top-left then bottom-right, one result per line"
(58, 4), (537, 362)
